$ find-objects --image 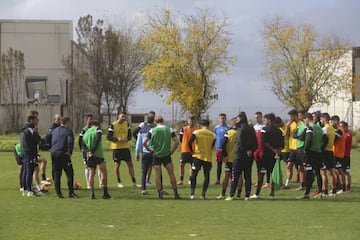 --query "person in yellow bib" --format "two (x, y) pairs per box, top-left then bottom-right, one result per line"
(107, 112), (138, 188)
(189, 119), (216, 199)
